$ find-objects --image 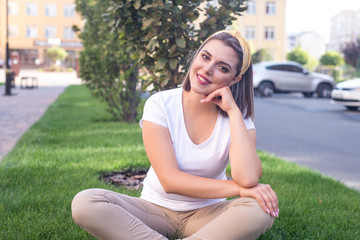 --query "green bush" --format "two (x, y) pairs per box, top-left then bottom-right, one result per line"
(286, 46), (309, 65)
(46, 46), (68, 65)
(320, 51), (344, 66)
(252, 49), (272, 64)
